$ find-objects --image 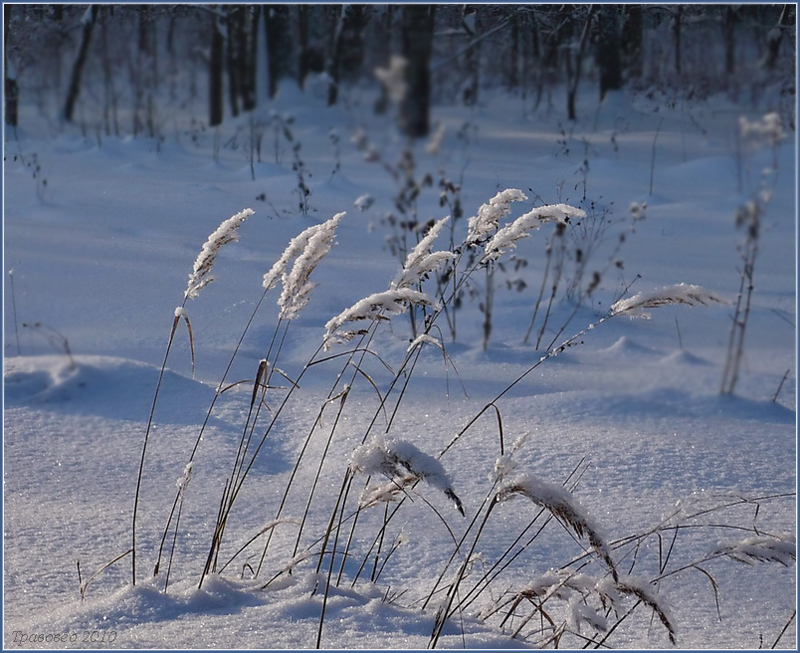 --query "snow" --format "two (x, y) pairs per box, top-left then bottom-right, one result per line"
(3, 75), (796, 651)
